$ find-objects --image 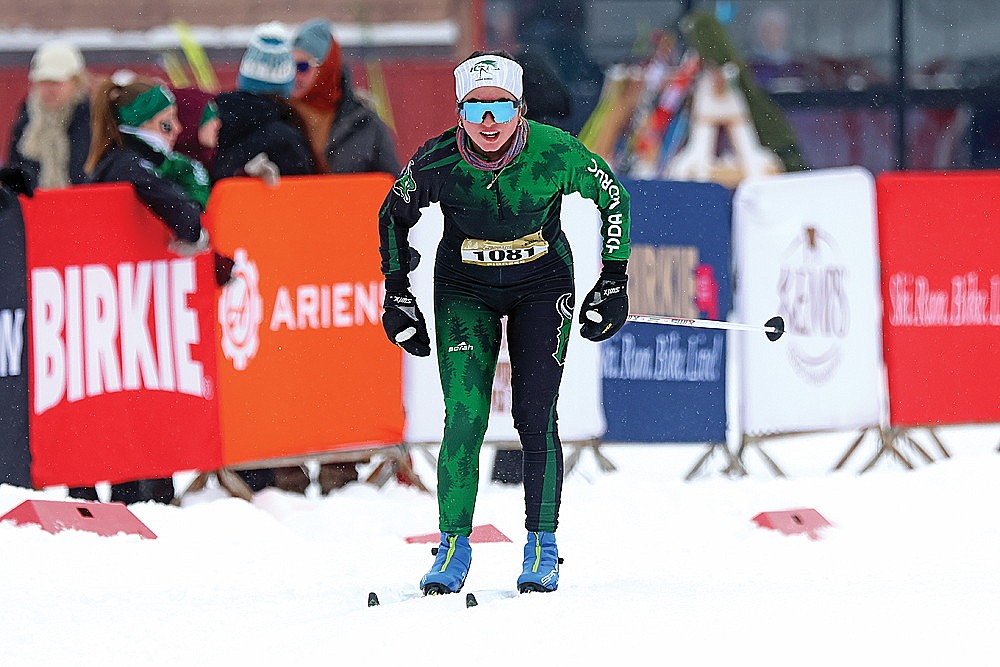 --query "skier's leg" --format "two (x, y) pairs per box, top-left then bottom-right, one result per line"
(419, 285), (501, 594)
(506, 278), (574, 533)
(433, 284), (502, 537)
(506, 278), (573, 592)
